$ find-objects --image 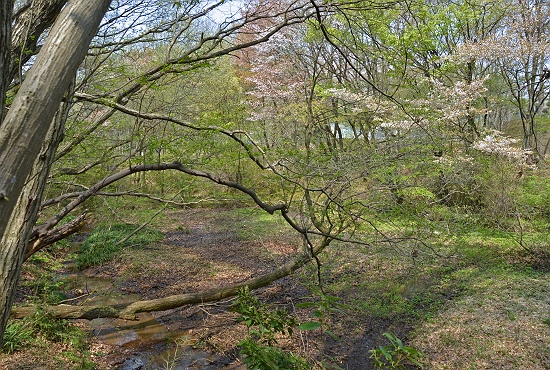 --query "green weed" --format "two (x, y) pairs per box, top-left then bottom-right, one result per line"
(233, 287), (296, 345)
(77, 223), (163, 269)
(2, 320), (34, 354)
(232, 287), (310, 369)
(20, 256), (68, 305)
(370, 332), (423, 369)
(2, 312), (90, 359)
(238, 338), (310, 370)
